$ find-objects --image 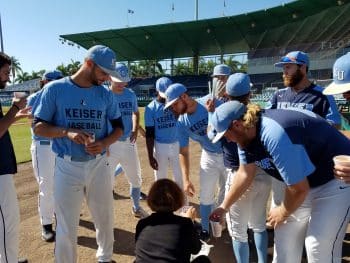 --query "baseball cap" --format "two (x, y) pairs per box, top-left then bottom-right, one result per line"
(323, 52), (350, 95)
(226, 73), (251, 97)
(164, 83), (187, 109)
(212, 64), (231, 77)
(110, 63), (131, 83)
(156, 77), (172, 98)
(42, 70), (63, 81)
(211, 101), (247, 143)
(86, 45), (121, 78)
(275, 51), (309, 67)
